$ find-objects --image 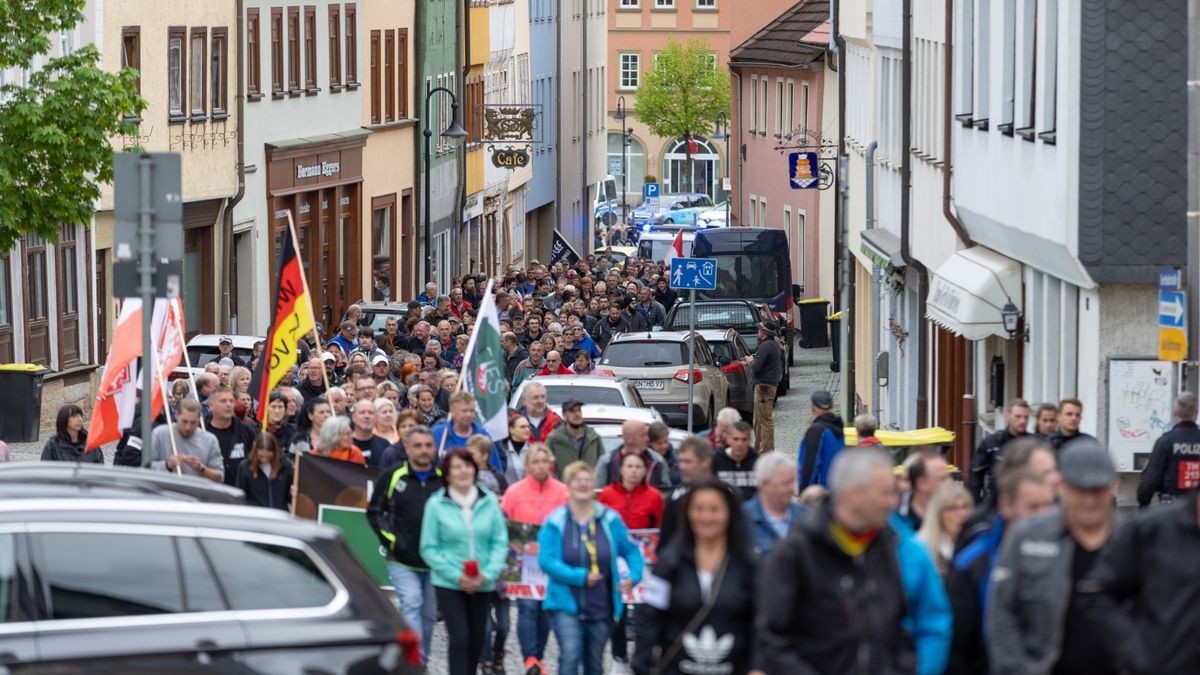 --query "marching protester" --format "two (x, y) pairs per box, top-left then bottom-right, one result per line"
(743, 451), (802, 560)
(374, 397), (401, 446)
(467, 434), (507, 494)
(368, 425), (445, 664)
(287, 395), (331, 456)
(595, 420), (673, 488)
(313, 416), (366, 465)
(1137, 390), (1200, 506)
(379, 408), (422, 471)
(742, 321), (783, 453)
(419, 448), (509, 675)
(42, 404), (102, 463)
(432, 391), (491, 455)
(349, 398), (387, 467)
(234, 432), (294, 511)
(500, 412), (534, 485)
(712, 420), (759, 500)
(957, 436), (1060, 553)
(546, 399), (605, 474)
(511, 342), (548, 389)
(796, 389), (845, 490)
(634, 478), (760, 675)
(414, 385), (447, 426)
(263, 391), (298, 447)
(205, 386), (258, 486)
(854, 413), (881, 446)
(647, 421), (681, 485)
(916, 482), (974, 579)
(895, 447), (951, 532)
(499, 444), (569, 675)
(517, 382), (562, 443)
(660, 435), (716, 547)
(148, 398), (224, 482)
(988, 440), (1119, 674)
(539, 461), (645, 675)
(706, 407), (741, 451)
(967, 398), (1031, 505)
(537, 350), (574, 376)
